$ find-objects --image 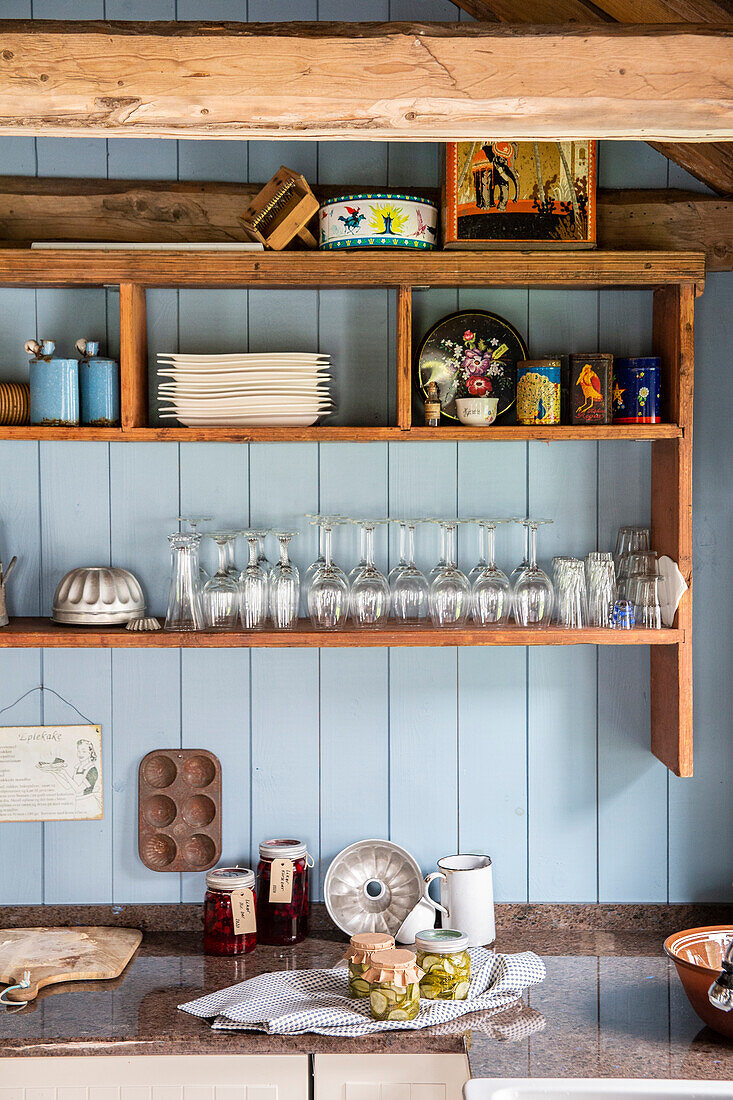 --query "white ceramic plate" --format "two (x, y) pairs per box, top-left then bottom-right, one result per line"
(156, 368), (332, 380)
(160, 412), (325, 427)
(160, 403), (334, 414)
